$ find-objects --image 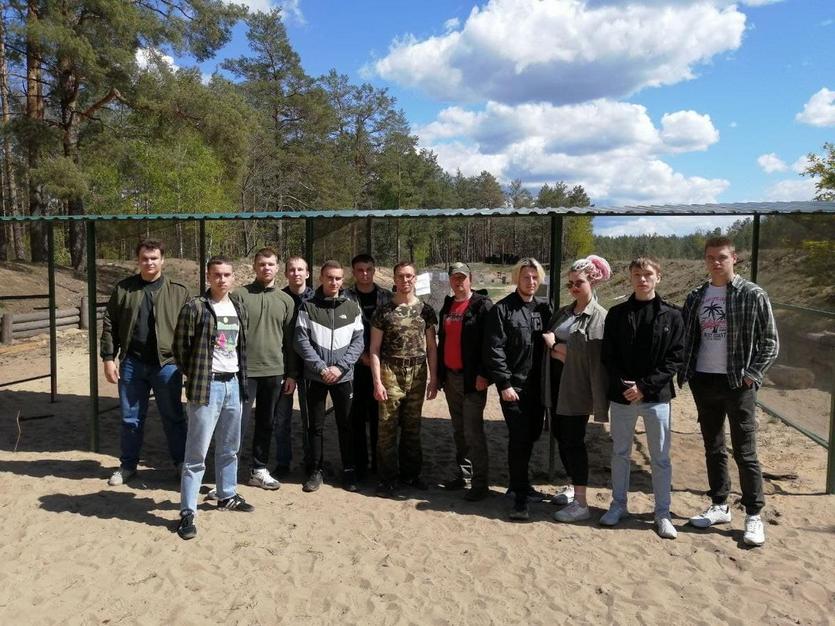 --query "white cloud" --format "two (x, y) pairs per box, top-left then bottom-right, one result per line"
(763, 178), (817, 201)
(796, 87), (835, 127)
(135, 48), (178, 71)
(739, 0), (783, 6)
(595, 215), (739, 237)
(757, 153), (787, 173)
(234, 0), (305, 24)
(416, 99), (727, 205)
(443, 17), (460, 32)
(372, 0), (746, 104)
(791, 155), (811, 174)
